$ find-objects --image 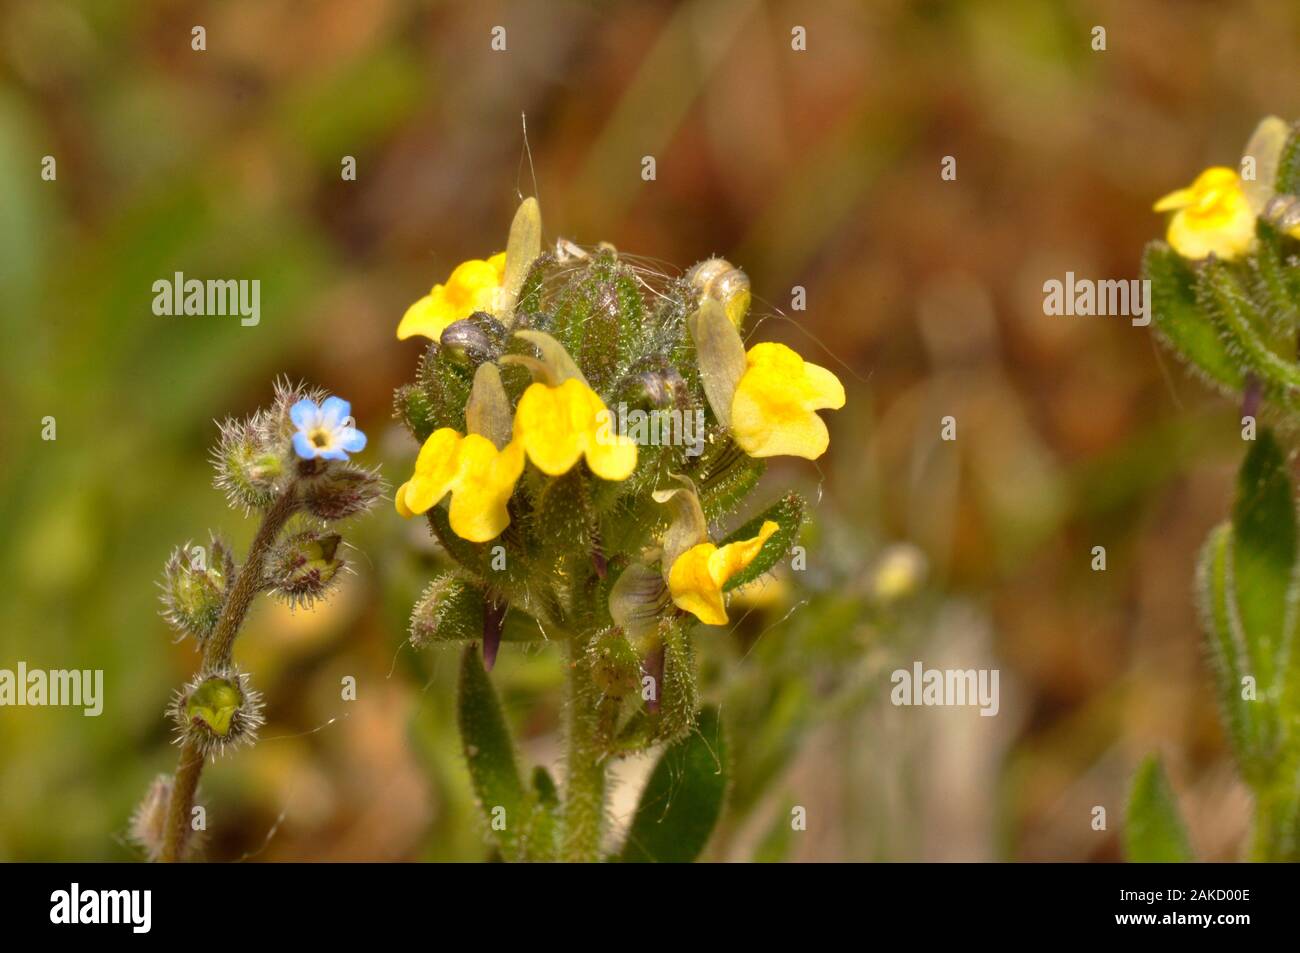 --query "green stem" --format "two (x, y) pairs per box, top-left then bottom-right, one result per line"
(159, 484), (298, 862)
(1251, 778), (1300, 862)
(561, 637), (606, 862)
